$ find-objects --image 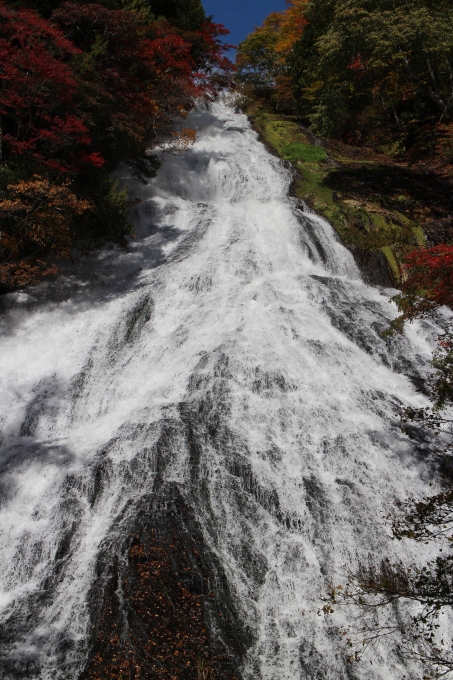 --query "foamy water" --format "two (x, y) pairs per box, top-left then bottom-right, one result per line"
(0, 98), (446, 679)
